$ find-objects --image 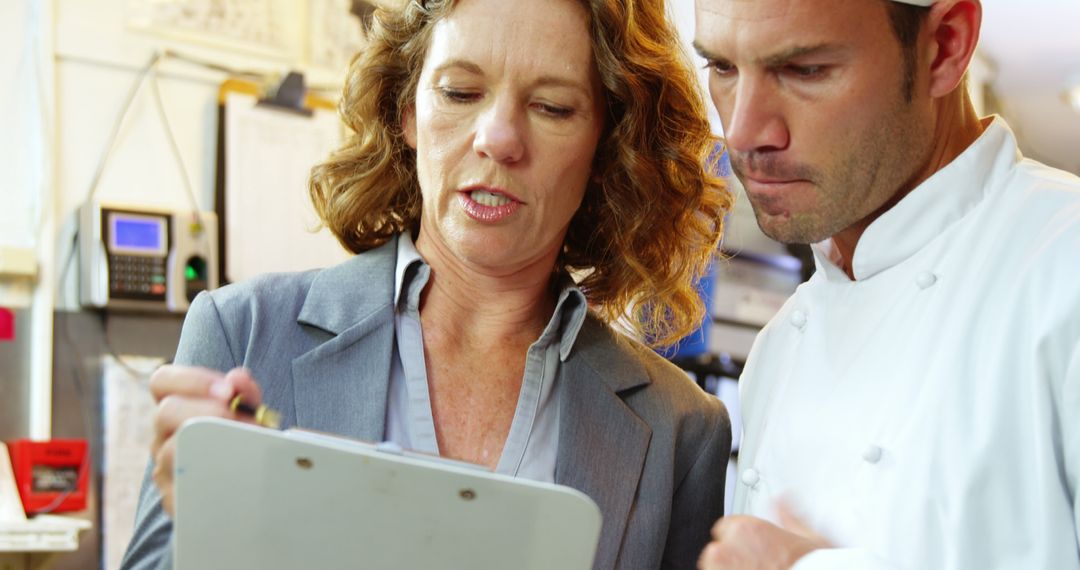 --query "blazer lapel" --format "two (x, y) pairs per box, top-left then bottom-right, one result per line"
(291, 305), (395, 441)
(290, 237), (399, 442)
(556, 319), (652, 570)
